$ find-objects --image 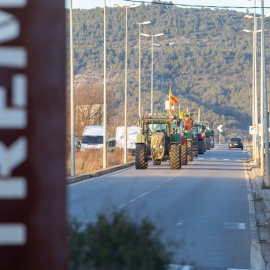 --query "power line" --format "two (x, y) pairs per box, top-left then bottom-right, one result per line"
(123, 0), (270, 9)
